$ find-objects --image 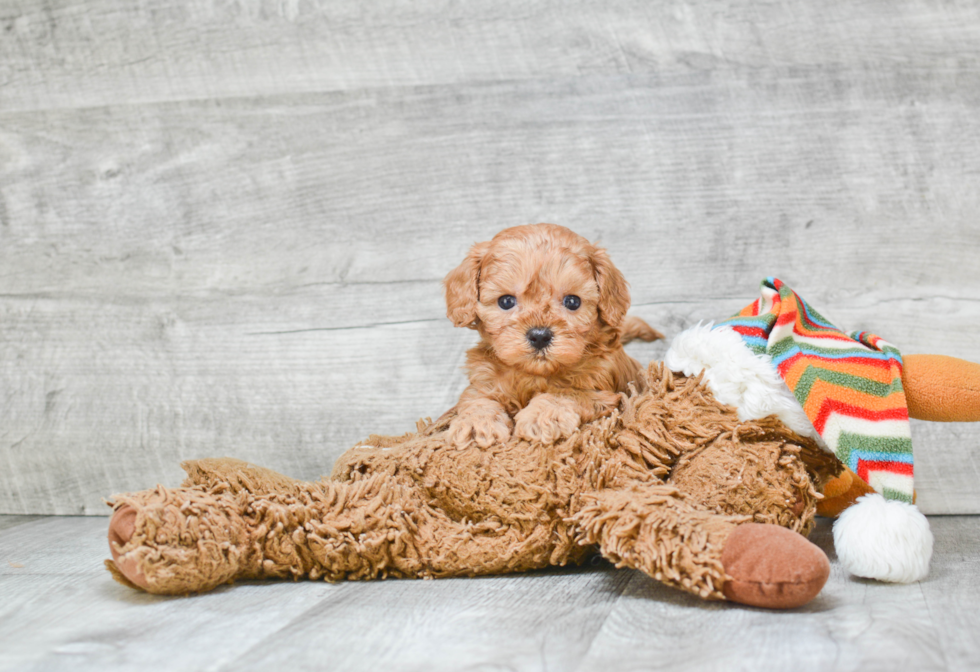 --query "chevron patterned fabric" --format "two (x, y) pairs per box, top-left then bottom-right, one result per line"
(717, 278), (914, 503)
